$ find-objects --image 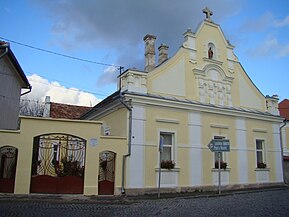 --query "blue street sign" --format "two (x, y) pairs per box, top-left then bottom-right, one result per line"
(208, 139), (230, 152)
